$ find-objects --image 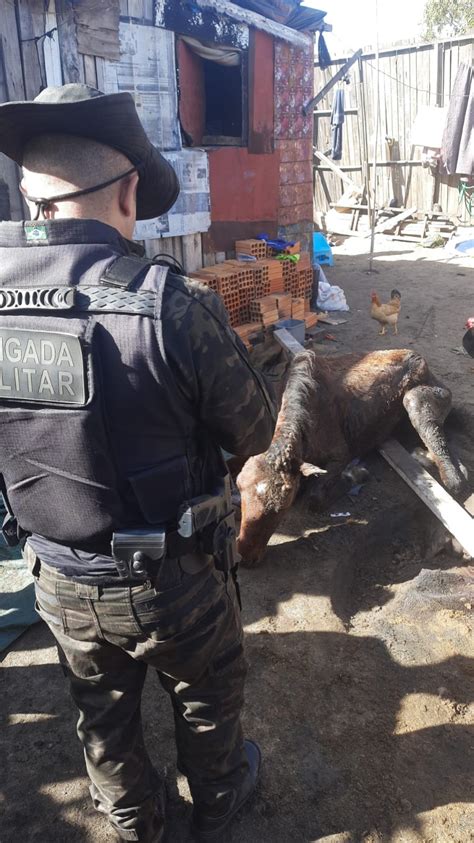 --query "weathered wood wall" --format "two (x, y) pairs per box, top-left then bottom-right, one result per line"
(313, 36), (473, 217)
(0, 0), (314, 275)
(0, 0), (206, 272)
